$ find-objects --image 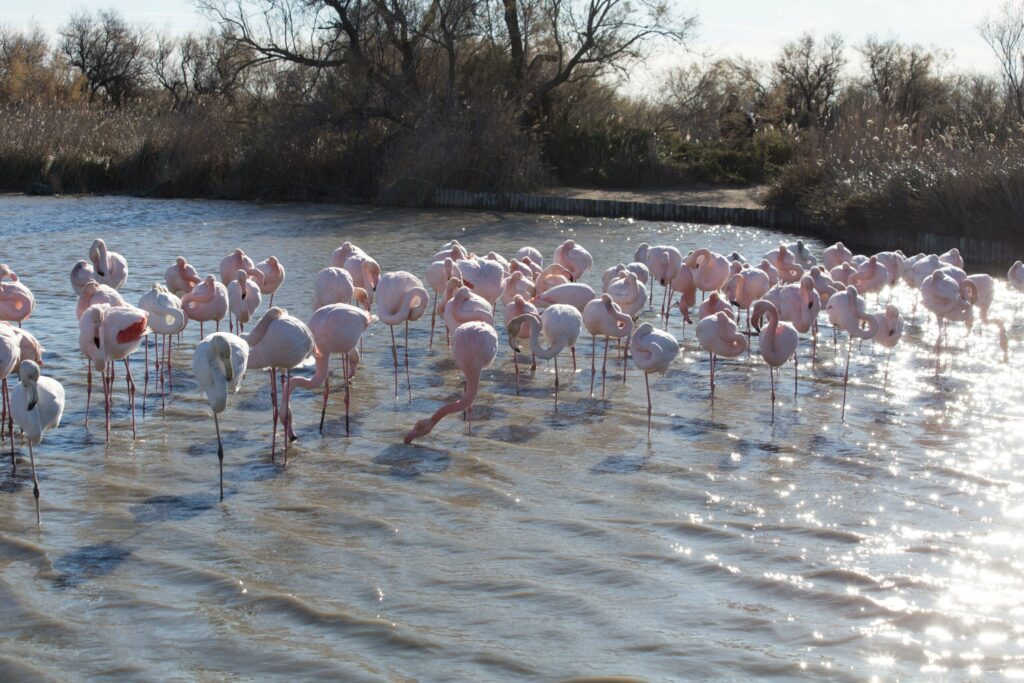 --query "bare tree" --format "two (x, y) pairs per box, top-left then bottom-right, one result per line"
(773, 32), (845, 126)
(980, 0), (1024, 121)
(59, 9), (150, 104)
(151, 31), (250, 109)
(859, 36), (947, 121)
